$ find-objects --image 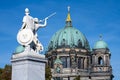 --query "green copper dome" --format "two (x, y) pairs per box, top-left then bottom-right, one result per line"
(15, 45), (25, 54)
(94, 40), (108, 49)
(48, 9), (90, 51)
(48, 26), (90, 51)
